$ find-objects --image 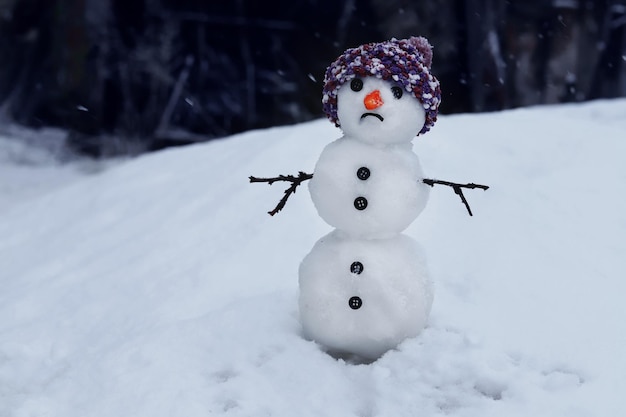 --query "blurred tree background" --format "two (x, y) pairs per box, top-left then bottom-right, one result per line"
(0, 0), (624, 156)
